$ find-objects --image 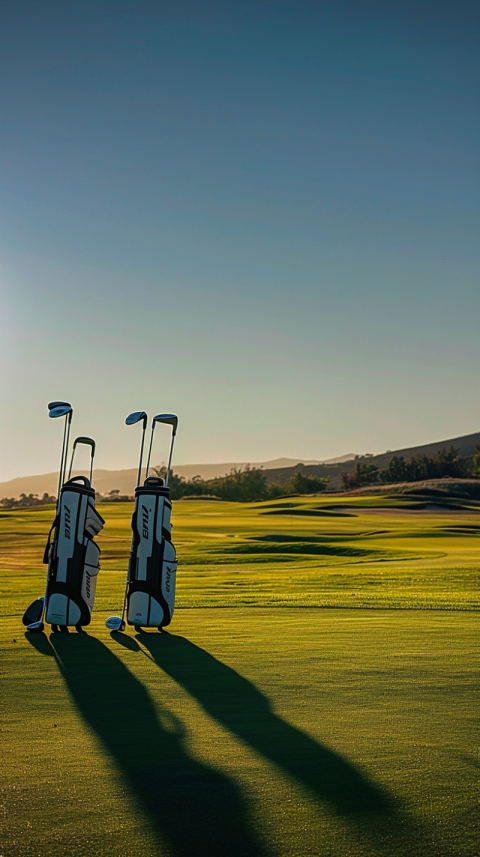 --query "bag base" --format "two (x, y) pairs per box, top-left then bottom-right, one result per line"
(127, 589), (169, 628)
